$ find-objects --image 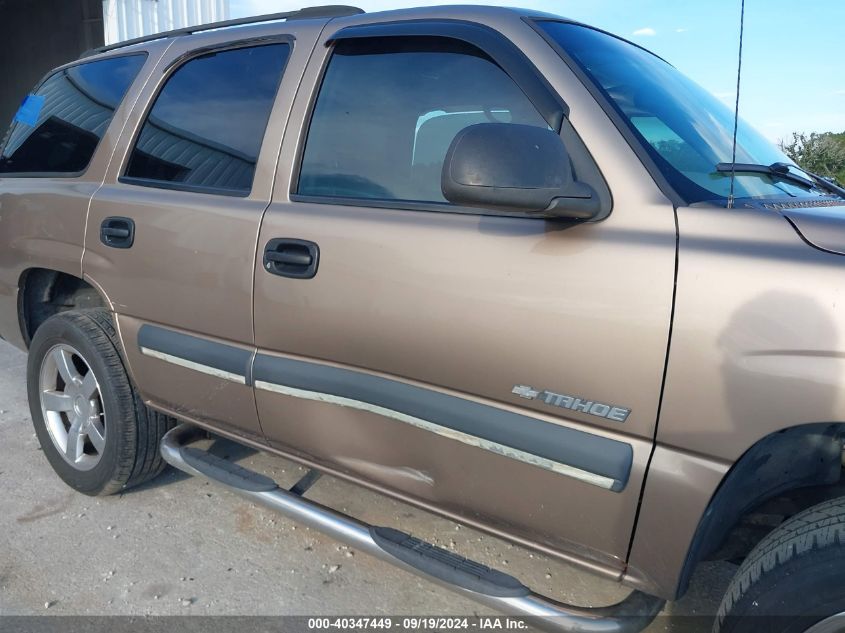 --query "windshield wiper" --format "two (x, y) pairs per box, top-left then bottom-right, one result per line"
(795, 166), (845, 199)
(716, 162), (845, 200)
